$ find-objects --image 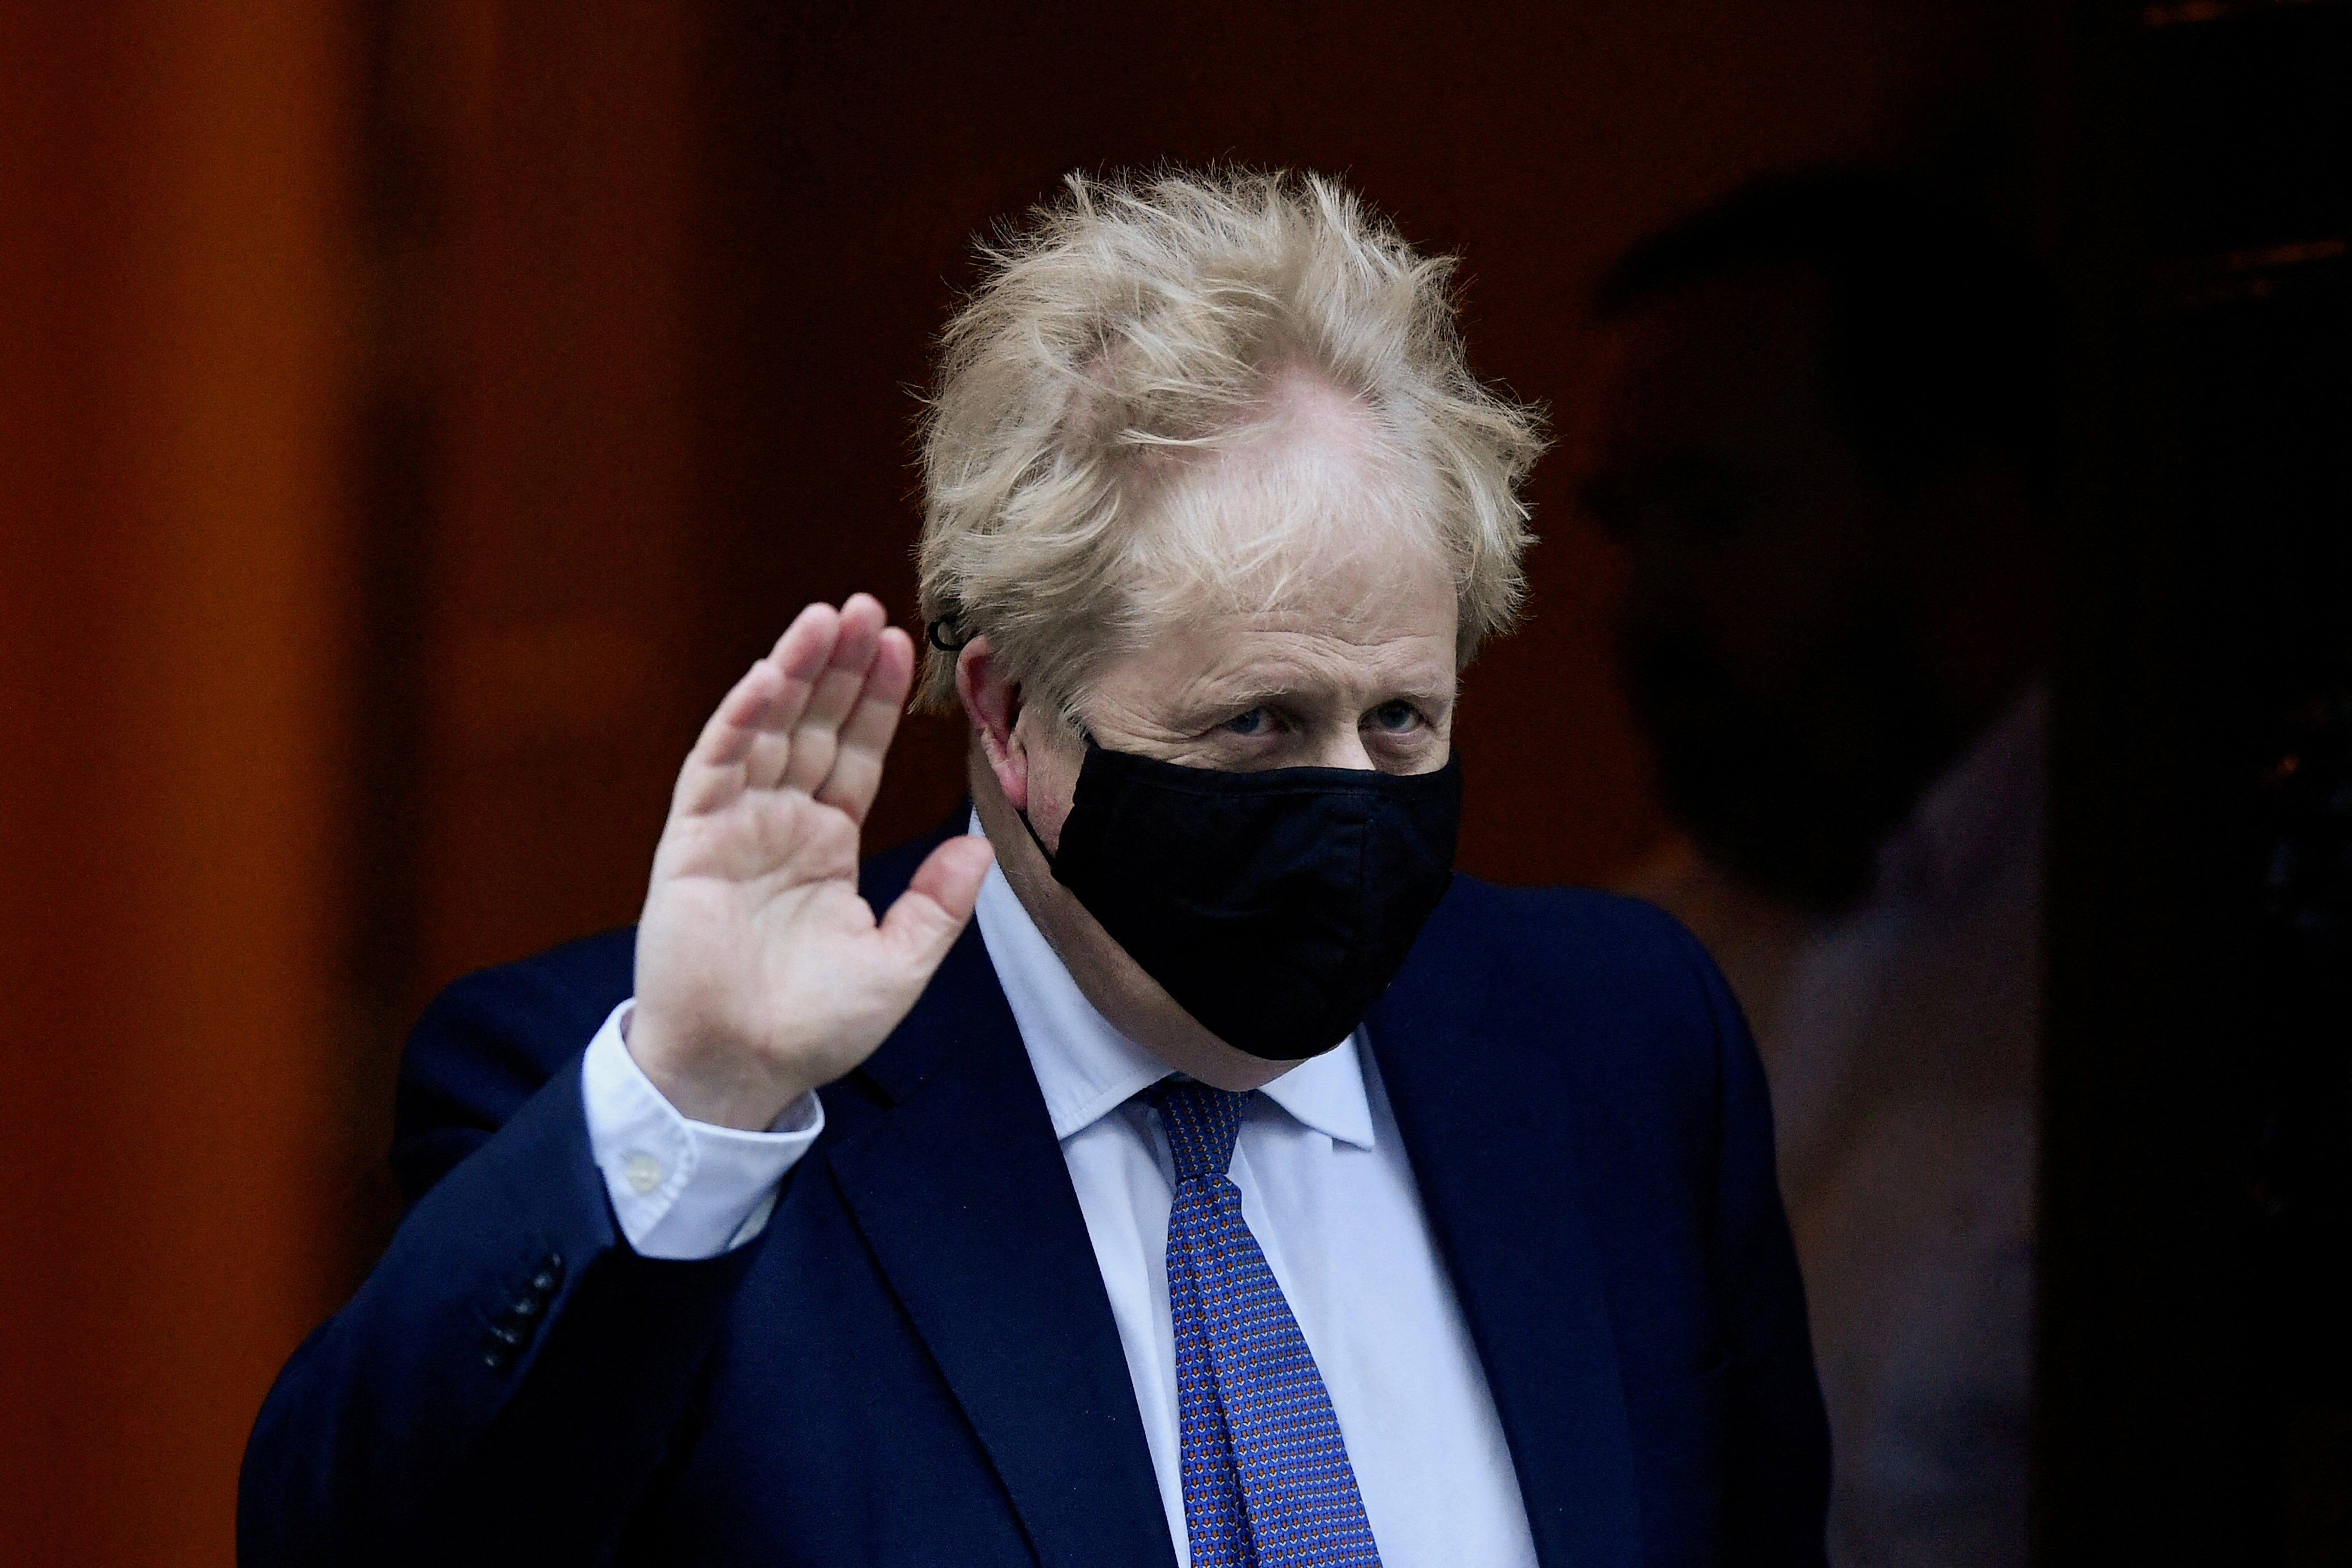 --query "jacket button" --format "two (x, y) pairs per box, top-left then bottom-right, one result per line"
(482, 1345), (510, 1371)
(508, 1295), (541, 1320)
